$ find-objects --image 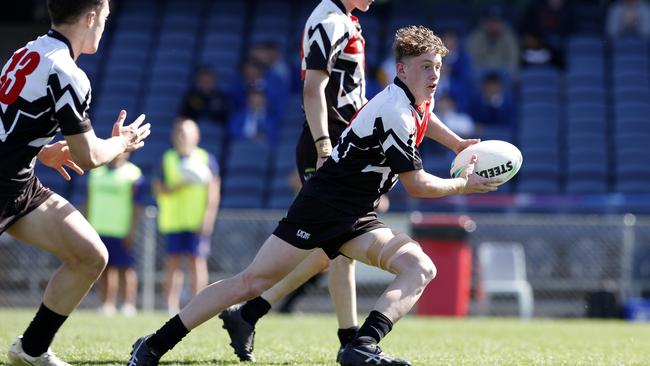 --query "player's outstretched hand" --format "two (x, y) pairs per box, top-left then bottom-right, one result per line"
(454, 138), (481, 154)
(458, 155), (500, 194)
(37, 140), (84, 181)
(112, 110), (151, 152)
